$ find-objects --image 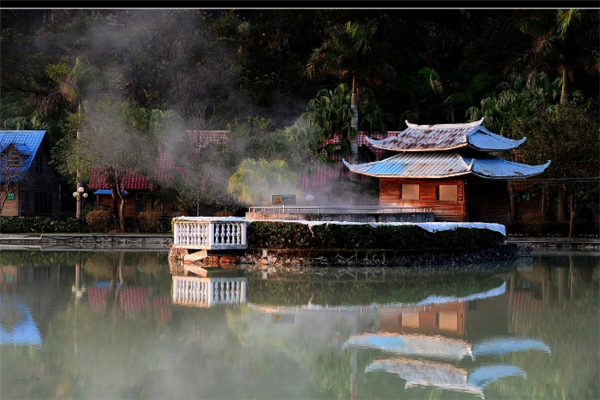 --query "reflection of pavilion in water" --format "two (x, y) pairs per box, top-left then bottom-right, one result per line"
(227, 276), (550, 399)
(340, 278), (553, 399)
